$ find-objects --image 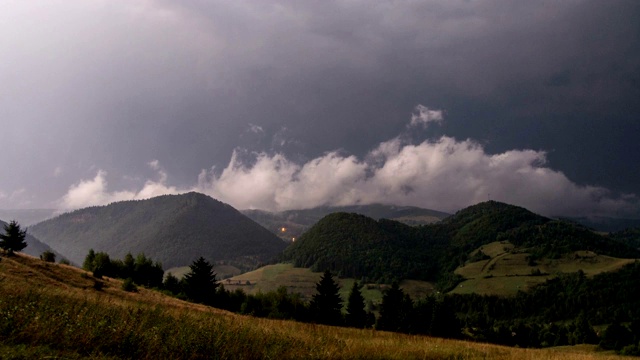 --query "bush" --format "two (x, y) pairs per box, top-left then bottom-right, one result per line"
(122, 278), (137, 292)
(40, 250), (56, 263)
